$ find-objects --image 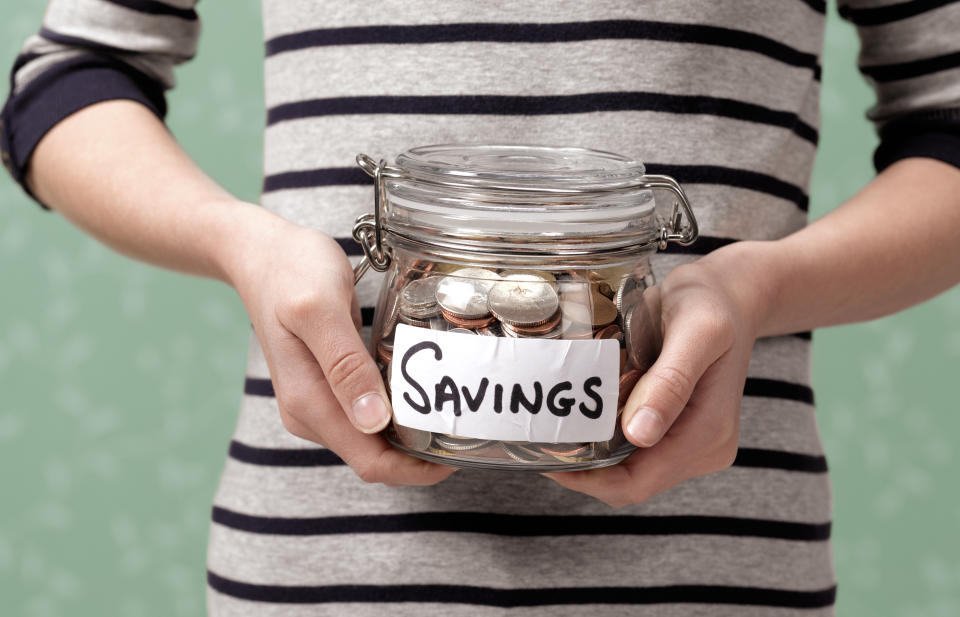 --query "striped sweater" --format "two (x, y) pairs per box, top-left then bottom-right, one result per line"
(3, 1), (960, 615)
